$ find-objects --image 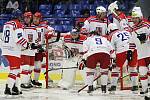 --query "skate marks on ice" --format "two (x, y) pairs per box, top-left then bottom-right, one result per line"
(0, 86), (145, 100)
(0, 81), (144, 100)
